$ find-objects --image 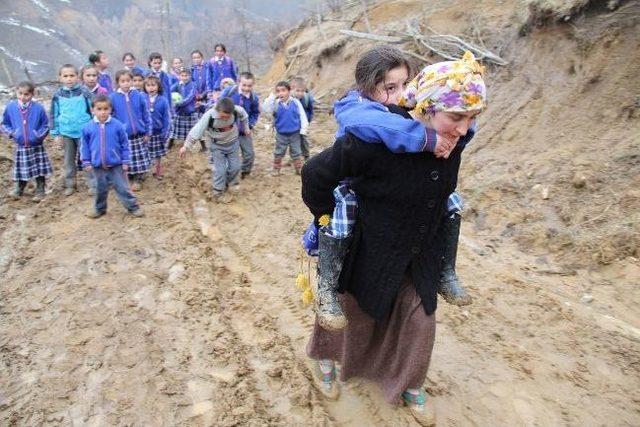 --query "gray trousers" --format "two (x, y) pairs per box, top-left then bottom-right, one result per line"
(274, 132), (302, 159)
(210, 139), (240, 194)
(238, 134), (255, 173)
(63, 136), (95, 189)
(300, 134), (310, 159)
